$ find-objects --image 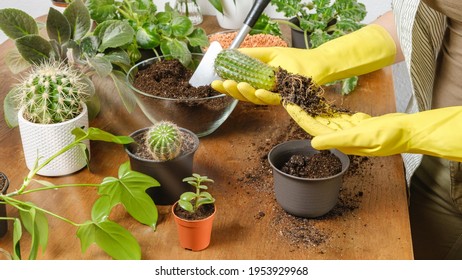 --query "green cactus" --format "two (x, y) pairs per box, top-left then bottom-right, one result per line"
(15, 60), (91, 124)
(146, 121), (183, 161)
